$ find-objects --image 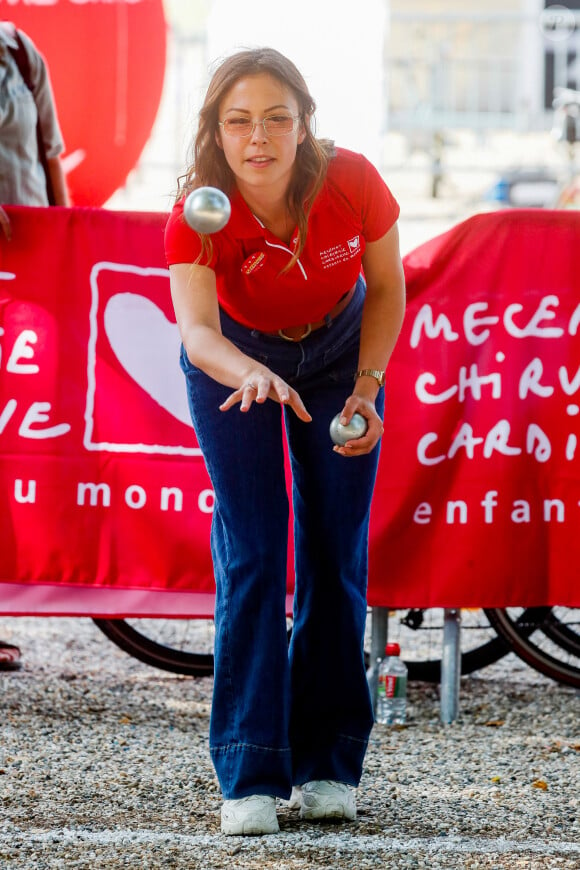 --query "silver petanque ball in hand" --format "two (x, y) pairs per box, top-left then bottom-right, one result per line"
(183, 186), (231, 234)
(329, 412), (368, 446)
